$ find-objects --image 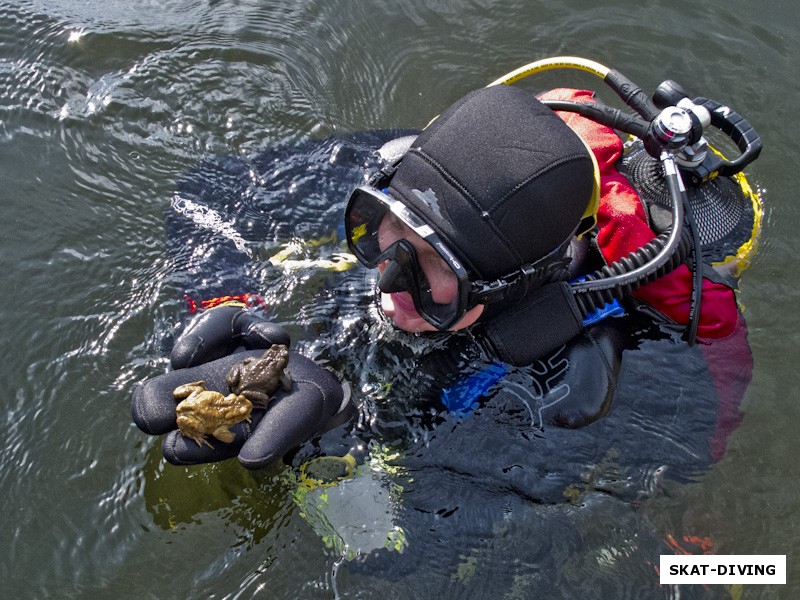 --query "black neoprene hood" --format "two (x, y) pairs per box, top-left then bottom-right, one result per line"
(387, 84), (595, 281)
